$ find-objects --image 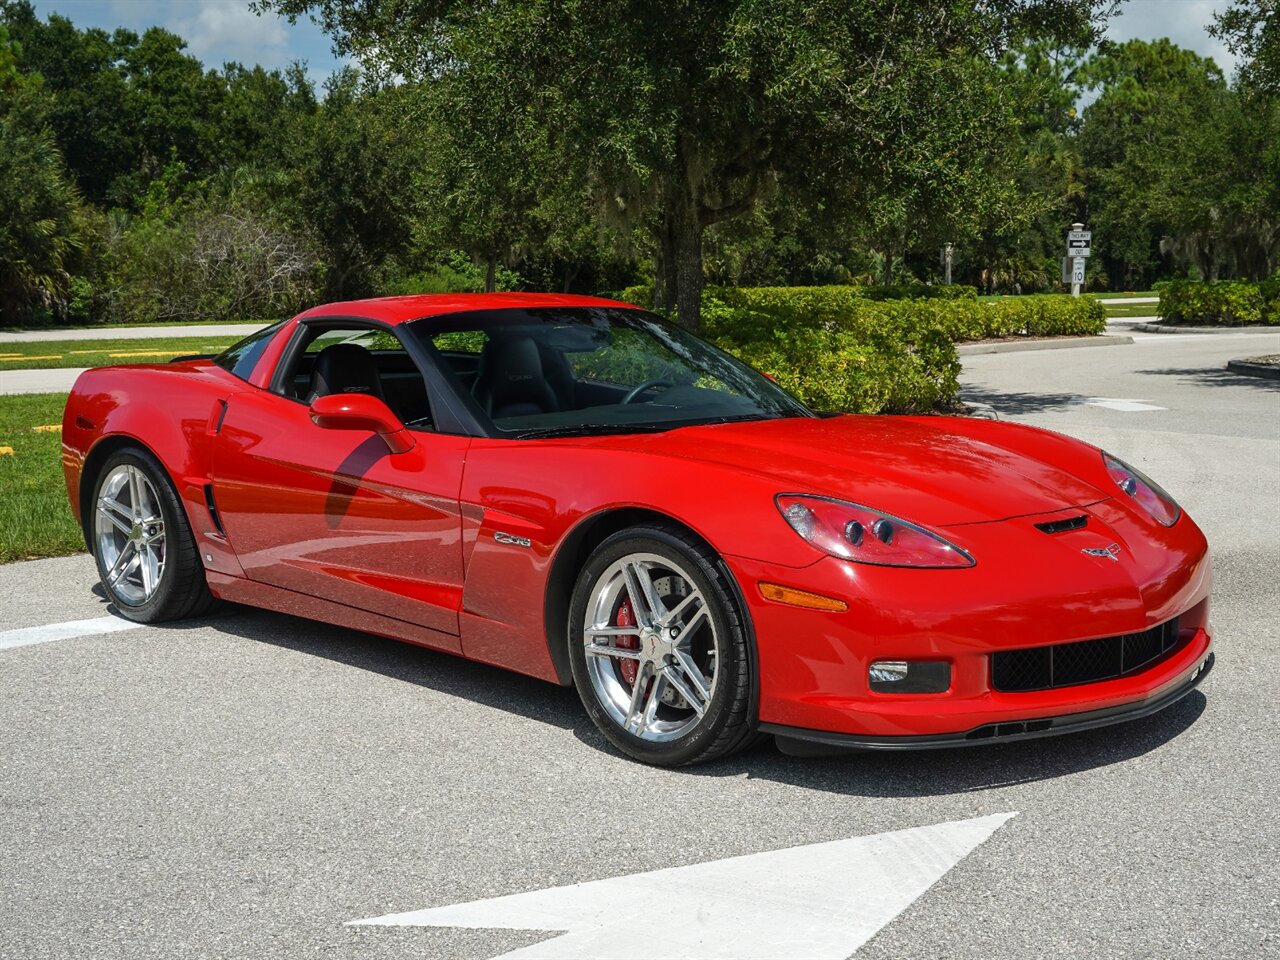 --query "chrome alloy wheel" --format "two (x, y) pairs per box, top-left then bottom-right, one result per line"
(582, 552), (719, 742)
(95, 464), (166, 606)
